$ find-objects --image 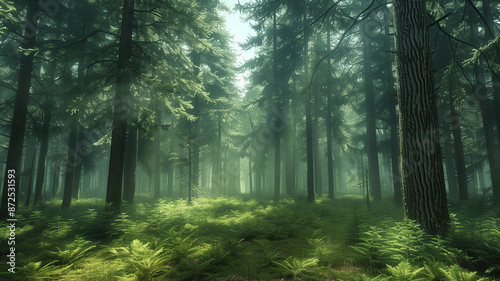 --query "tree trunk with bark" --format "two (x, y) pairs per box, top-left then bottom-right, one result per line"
(33, 103), (52, 204)
(61, 114), (78, 209)
(393, 0), (450, 235)
(304, 3), (314, 203)
(123, 124), (138, 203)
(362, 5), (381, 201)
(106, 0), (135, 212)
(1, 0), (39, 218)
